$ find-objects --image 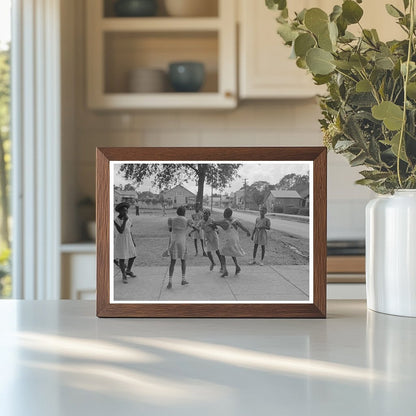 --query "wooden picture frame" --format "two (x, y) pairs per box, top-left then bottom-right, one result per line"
(96, 147), (327, 317)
